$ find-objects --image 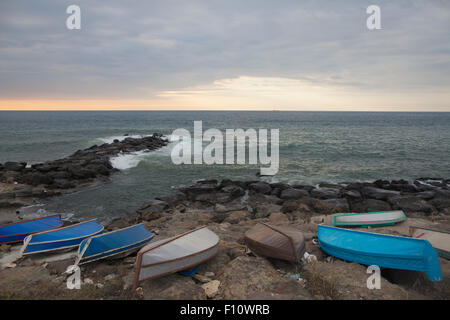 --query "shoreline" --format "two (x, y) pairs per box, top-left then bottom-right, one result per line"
(0, 136), (449, 299)
(0, 175), (449, 300)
